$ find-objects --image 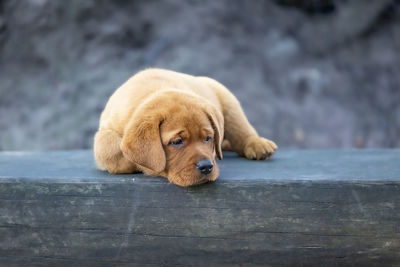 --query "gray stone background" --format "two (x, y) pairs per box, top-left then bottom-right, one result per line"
(0, 0), (399, 151)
